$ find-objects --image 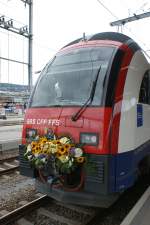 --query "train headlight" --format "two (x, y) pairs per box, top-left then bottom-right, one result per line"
(26, 128), (37, 139)
(80, 133), (99, 146)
